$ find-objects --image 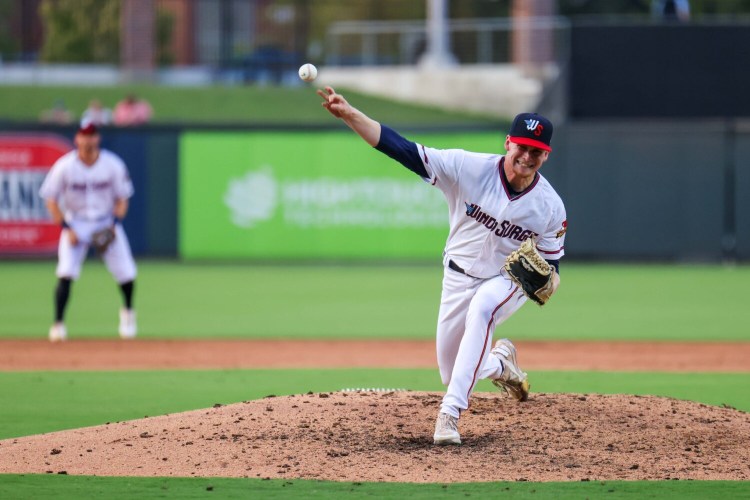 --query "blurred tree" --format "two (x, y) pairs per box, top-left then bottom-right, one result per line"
(689, 0), (750, 14)
(39, 0), (119, 63)
(451, 0), (512, 18)
(559, 0), (651, 17)
(559, 0), (750, 16)
(156, 9), (175, 66)
(0, 0), (20, 61)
